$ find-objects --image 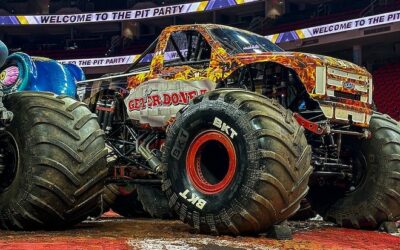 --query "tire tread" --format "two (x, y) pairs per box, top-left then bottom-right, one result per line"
(0, 92), (107, 230)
